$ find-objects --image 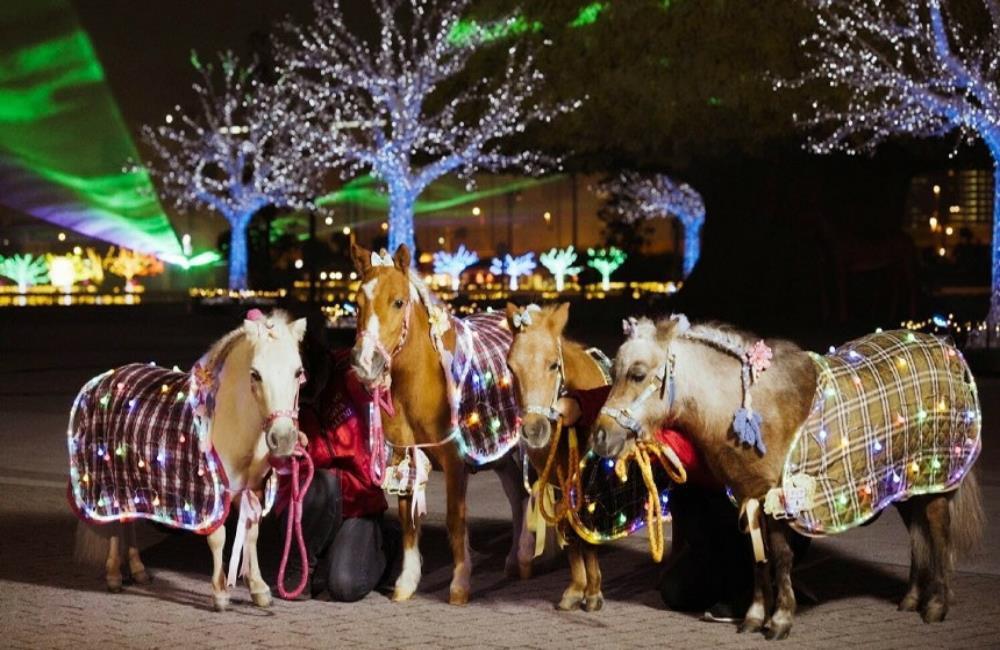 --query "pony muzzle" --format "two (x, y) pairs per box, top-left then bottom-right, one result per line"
(519, 413), (553, 450)
(591, 413), (631, 458)
(264, 413), (299, 458)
